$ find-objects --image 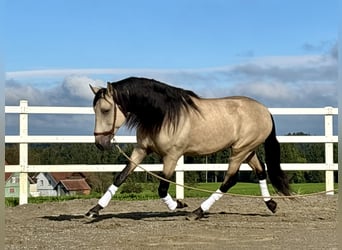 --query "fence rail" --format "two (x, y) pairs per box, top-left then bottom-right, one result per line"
(5, 100), (338, 205)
